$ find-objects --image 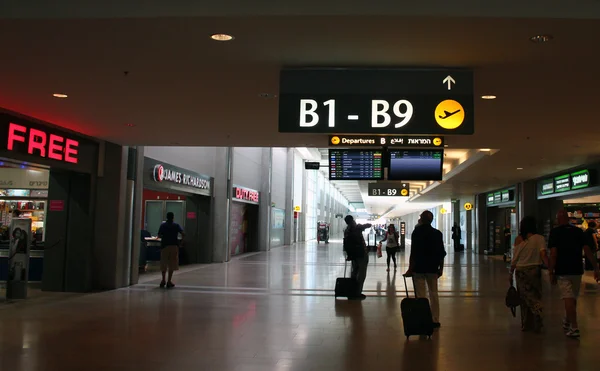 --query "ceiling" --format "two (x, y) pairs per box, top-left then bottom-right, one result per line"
(1, 11), (600, 212)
